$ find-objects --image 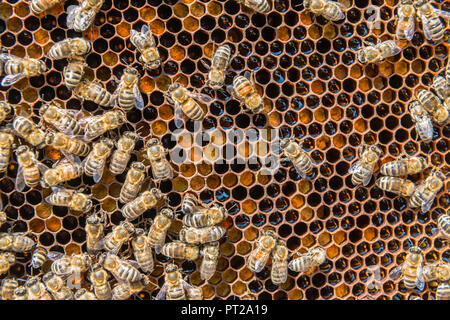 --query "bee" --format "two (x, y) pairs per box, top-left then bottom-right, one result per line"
(375, 177), (416, 196)
(357, 40), (402, 64)
(410, 169), (446, 213)
(82, 110), (126, 141)
(48, 252), (92, 279)
(45, 131), (91, 158)
(145, 138), (173, 182)
(83, 138), (114, 183)
(395, 0), (416, 41)
(432, 75), (450, 102)
(235, 0), (270, 13)
(416, 89), (449, 125)
(179, 225), (226, 245)
(0, 231), (35, 252)
(122, 188), (163, 221)
(131, 228), (154, 273)
(101, 220), (135, 254)
(63, 56), (86, 90)
(423, 262), (450, 283)
(166, 83), (213, 128)
(31, 246), (48, 269)
(181, 193), (200, 215)
(41, 156), (83, 188)
(147, 208), (174, 254)
(29, 0), (66, 15)
(227, 71), (263, 114)
(182, 203), (228, 228)
(100, 252), (144, 283)
(437, 213), (450, 239)
(409, 100), (434, 141)
(0, 127), (15, 173)
(389, 246), (425, 290)
(115, 67), (144, 111)
(13, 286), (28, 300)
(13, 116), (46, 148)
(0, 53), (47, 86)
(112, 276), (151, 300)
(201, 44), (232, 90)
(0, 252), (15, 275)
(85, 211), (106, 253)
(89, 264), (112, 300)
(73, 80), (115, 107)
(414, 0), (450, 42)
(39, 102), (84, 136)
(1, 278), (18, 300)
(288, 247), (327, 273)
(280, 138), (314, 179)
(45, 186), (93, 212)
(271, 240), (289, 285)
(380, 156), (427, 176)
(155, 263), (198, 300)
(130, 24), (161, 70)
(110, 131), (139, 175)
(67, 0), (104, 32)
(74, 288), (97, 300)
(200, 241), (220, 281)
(349, 144), (383, 186)
(47, 38), (91, 60)
(436, 282), (450, 301)
(303, 0), (346, 21)
(119, 162), (146, 204)
(186, 286), (203, 300)
(0, 101), (14, 123)
(161, 241), (200, 261)
(248, 230), (278, 273)
(24, 277), (52, 300)
(42, 272), (74, 300)
(15, 145), (48, 191)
